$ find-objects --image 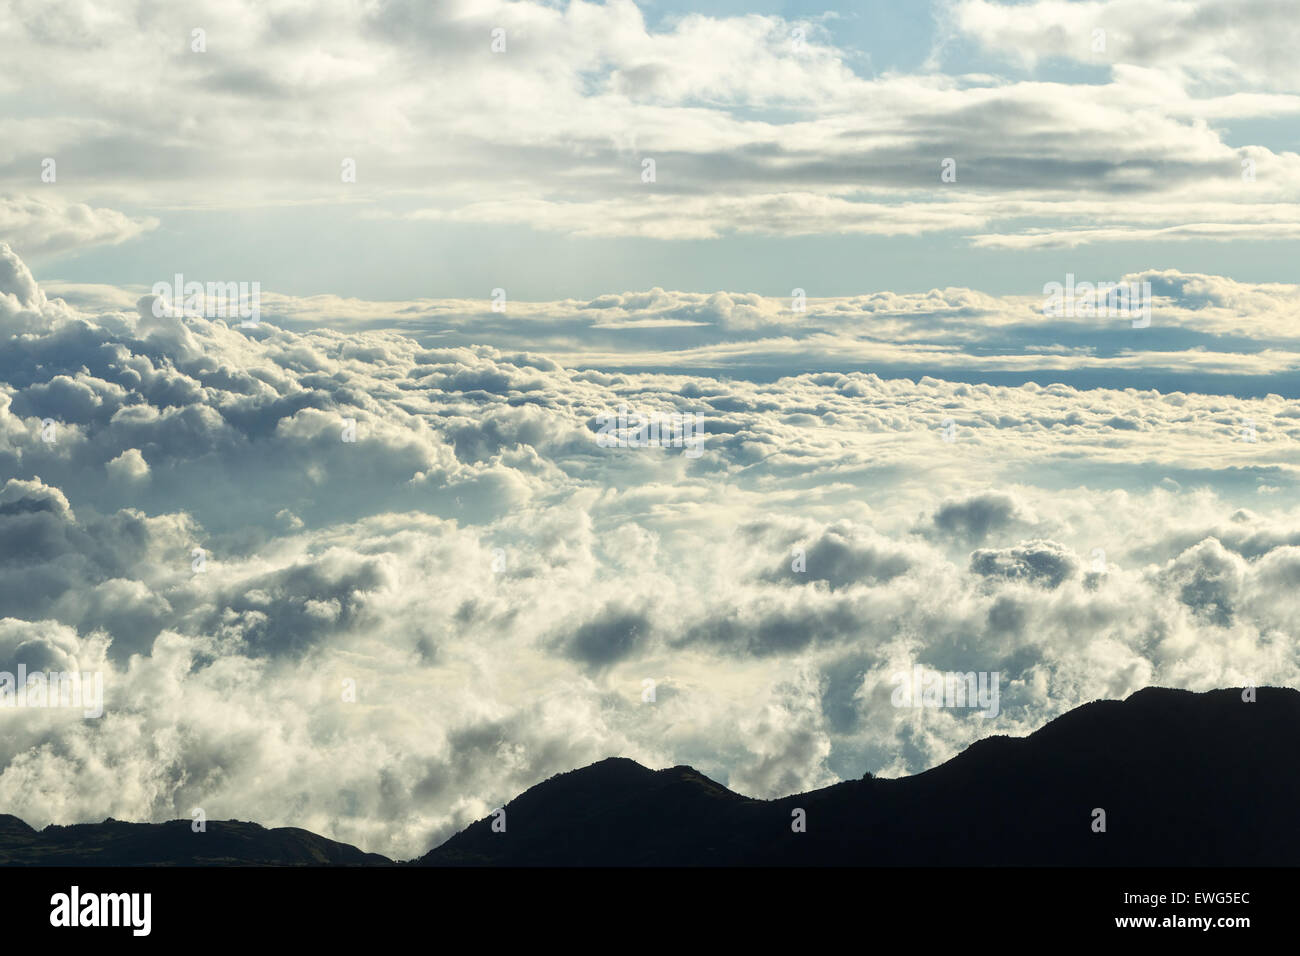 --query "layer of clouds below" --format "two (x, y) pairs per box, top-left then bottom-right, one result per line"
(44, 266), (1300, 395)
(0, 0), (1297, 248)
(1, 243), (1298, 858)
